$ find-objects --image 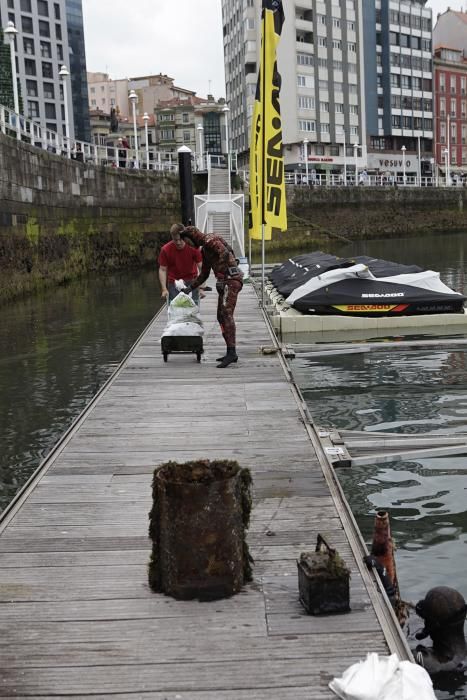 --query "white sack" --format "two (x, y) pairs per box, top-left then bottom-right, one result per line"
(162, 322), (204, 338)
(329, 653), (436, 700)
(167, 292), (203, 327)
